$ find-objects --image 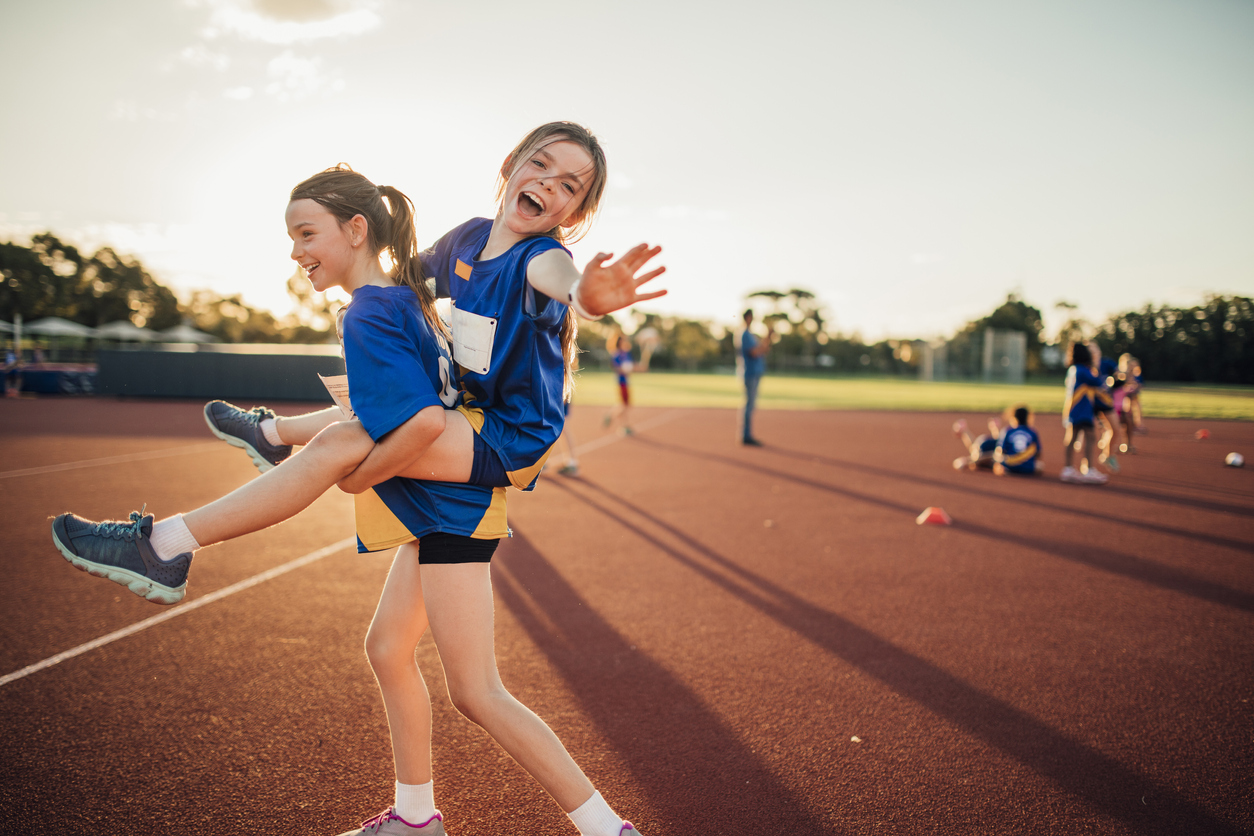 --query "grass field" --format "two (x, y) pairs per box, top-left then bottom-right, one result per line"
(570, 371), (1254, 421)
